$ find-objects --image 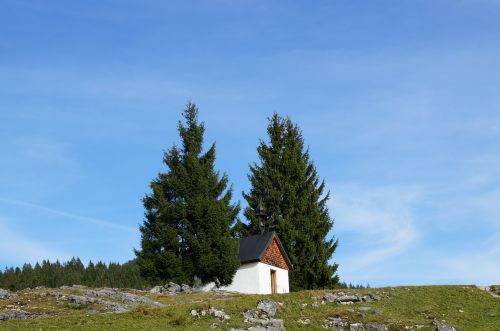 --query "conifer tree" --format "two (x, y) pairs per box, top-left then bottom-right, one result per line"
(241, 113), (339, 290)
(135, 102), (240, 286)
